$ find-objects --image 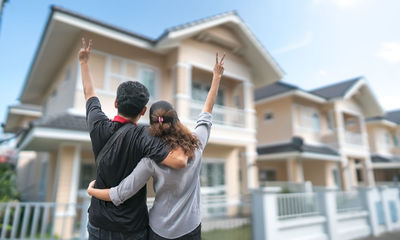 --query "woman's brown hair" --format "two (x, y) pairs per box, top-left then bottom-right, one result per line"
(149, 101), (200, 160)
